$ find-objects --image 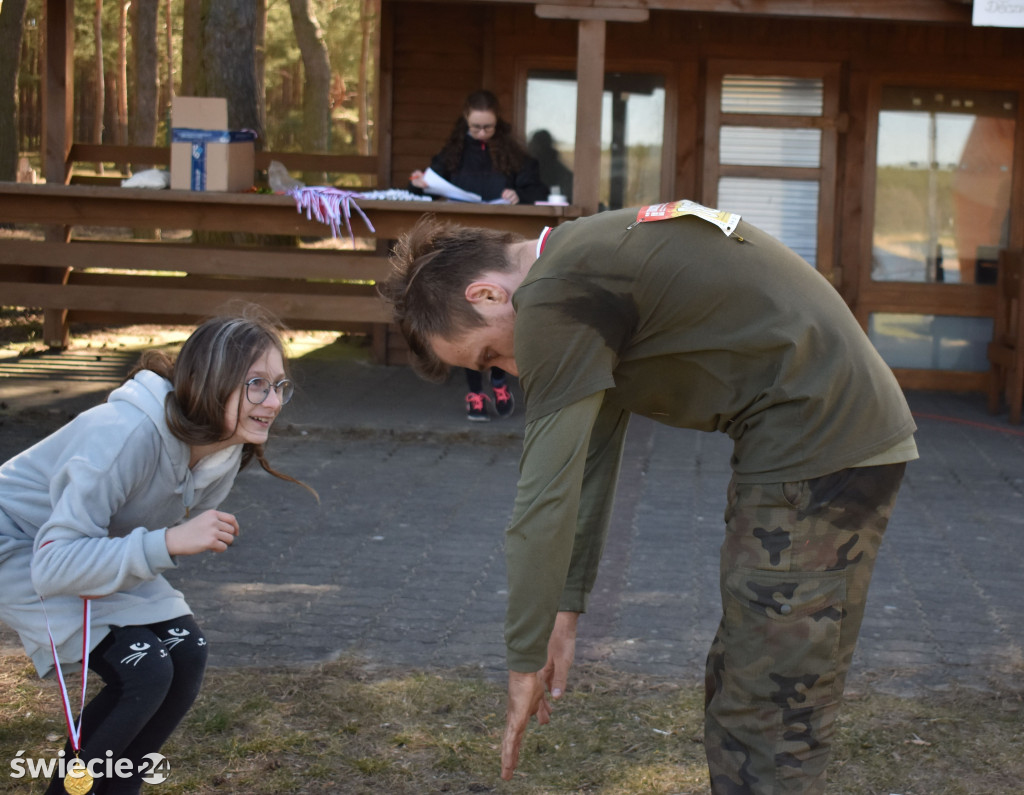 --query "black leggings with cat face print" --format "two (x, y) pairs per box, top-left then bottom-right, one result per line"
(46, 615), (208, 795)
